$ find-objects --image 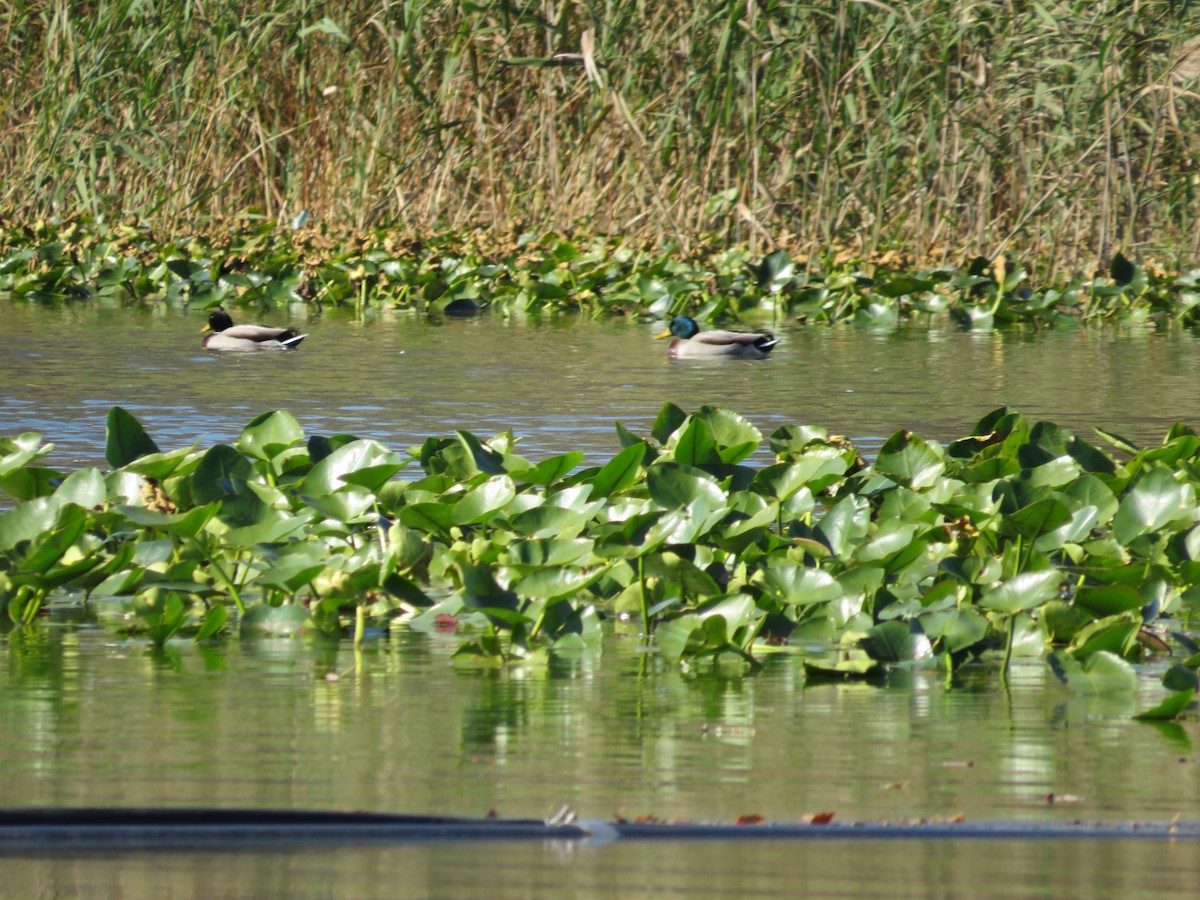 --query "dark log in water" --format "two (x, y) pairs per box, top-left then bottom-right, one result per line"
(0, 809), (1198, 851)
